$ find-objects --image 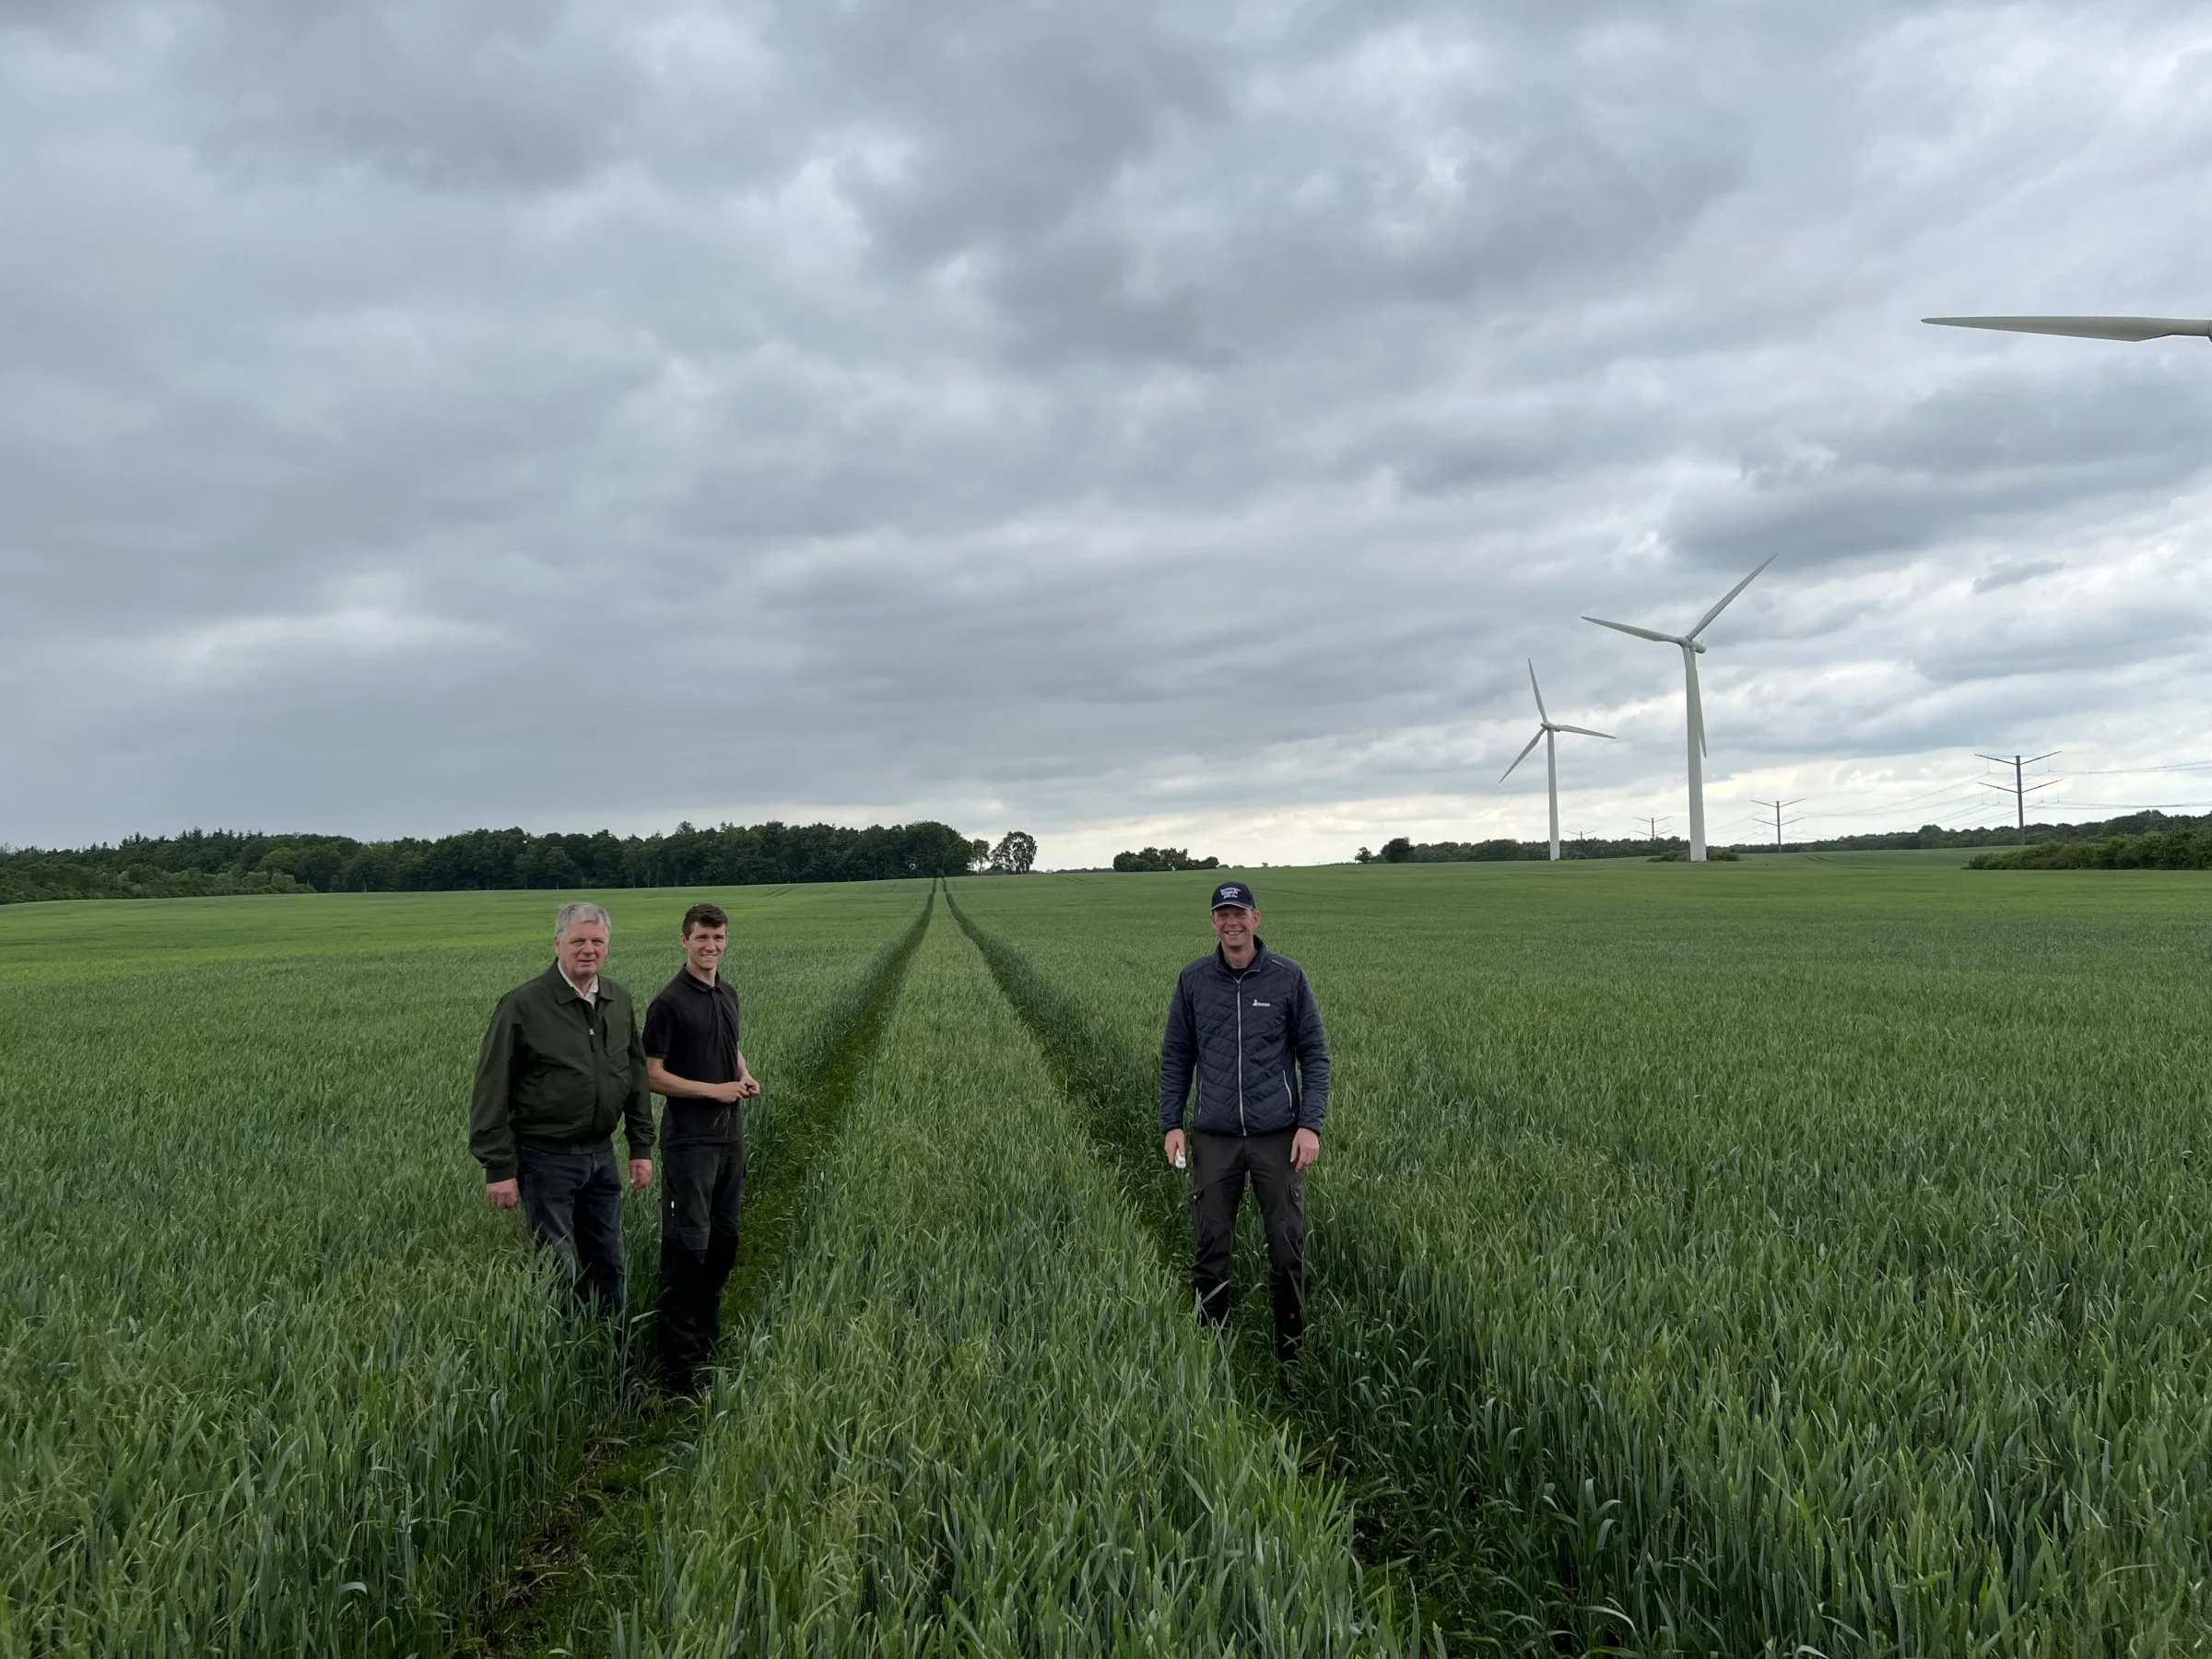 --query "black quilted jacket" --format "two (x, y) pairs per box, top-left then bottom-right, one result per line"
(1159, 940), (1330, 1137)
